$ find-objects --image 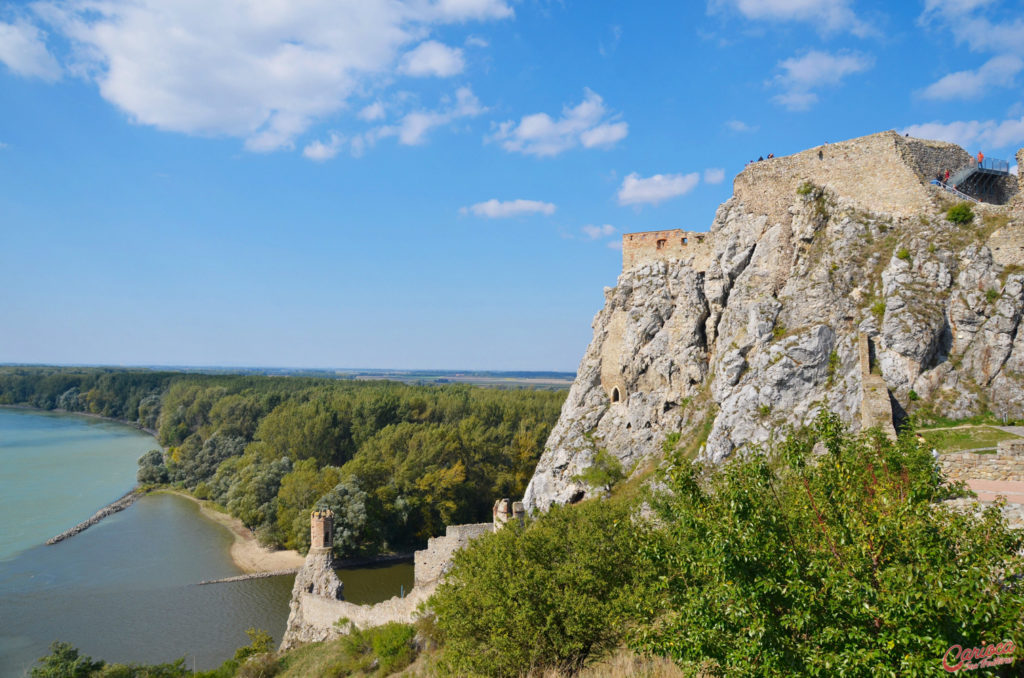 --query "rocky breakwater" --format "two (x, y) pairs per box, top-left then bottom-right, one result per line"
(46, 490), (140, 544)
(525, 130), (1024, 512)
